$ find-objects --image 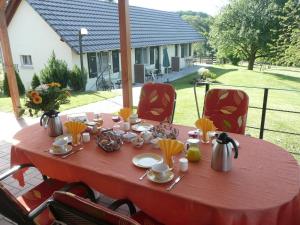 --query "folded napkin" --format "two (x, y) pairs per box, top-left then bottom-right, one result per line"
(195, 118), (217, 143)
(64, 121), (87, 145)
(119, 108), (132, 121)
(159, 139), (184, 168)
